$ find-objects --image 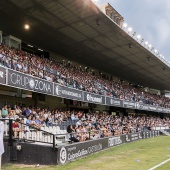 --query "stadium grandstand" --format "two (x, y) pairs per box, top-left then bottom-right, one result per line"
(0, 0), (170, 167)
